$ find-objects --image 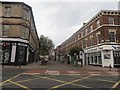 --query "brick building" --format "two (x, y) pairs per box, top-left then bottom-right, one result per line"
(56, 10), (120, 68)
(0, 1), (39, 65)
